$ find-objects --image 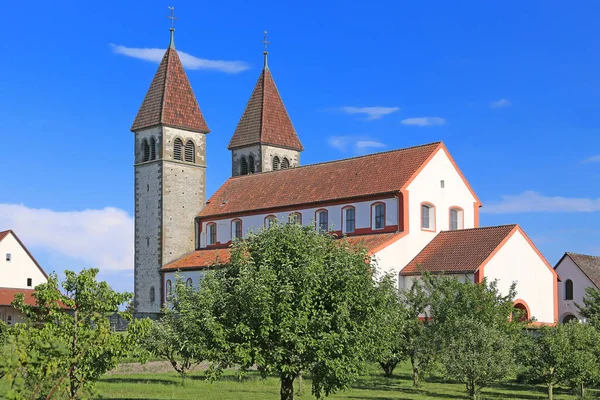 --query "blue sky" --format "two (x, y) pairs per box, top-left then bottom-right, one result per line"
(1, 1), (600, 293)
